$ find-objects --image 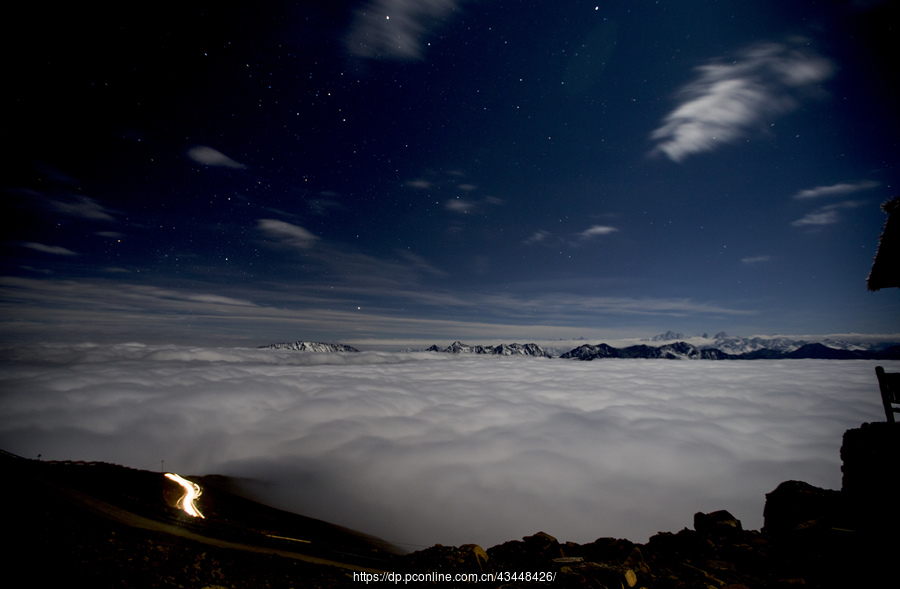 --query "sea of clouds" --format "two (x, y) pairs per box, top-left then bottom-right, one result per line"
(0, 343), (893, 551)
